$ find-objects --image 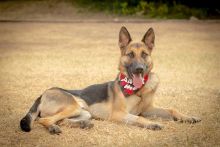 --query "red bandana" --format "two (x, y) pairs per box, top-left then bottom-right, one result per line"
(119, 73), (148, 96)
